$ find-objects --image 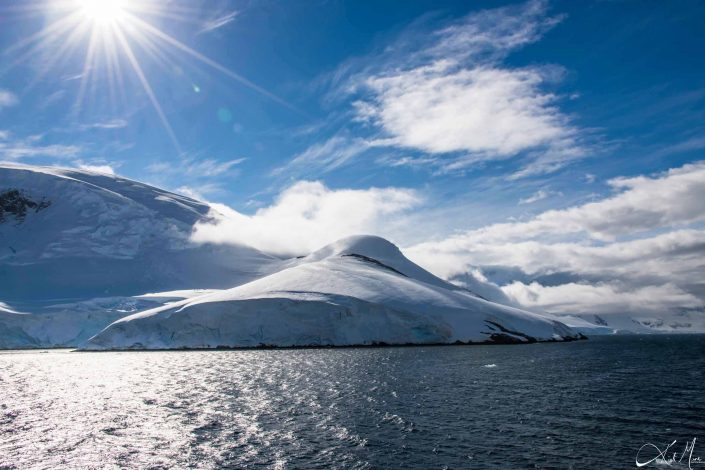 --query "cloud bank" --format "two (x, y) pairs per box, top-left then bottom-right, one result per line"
(192, 181), (420, 255)
(406, 161), (705, 317)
